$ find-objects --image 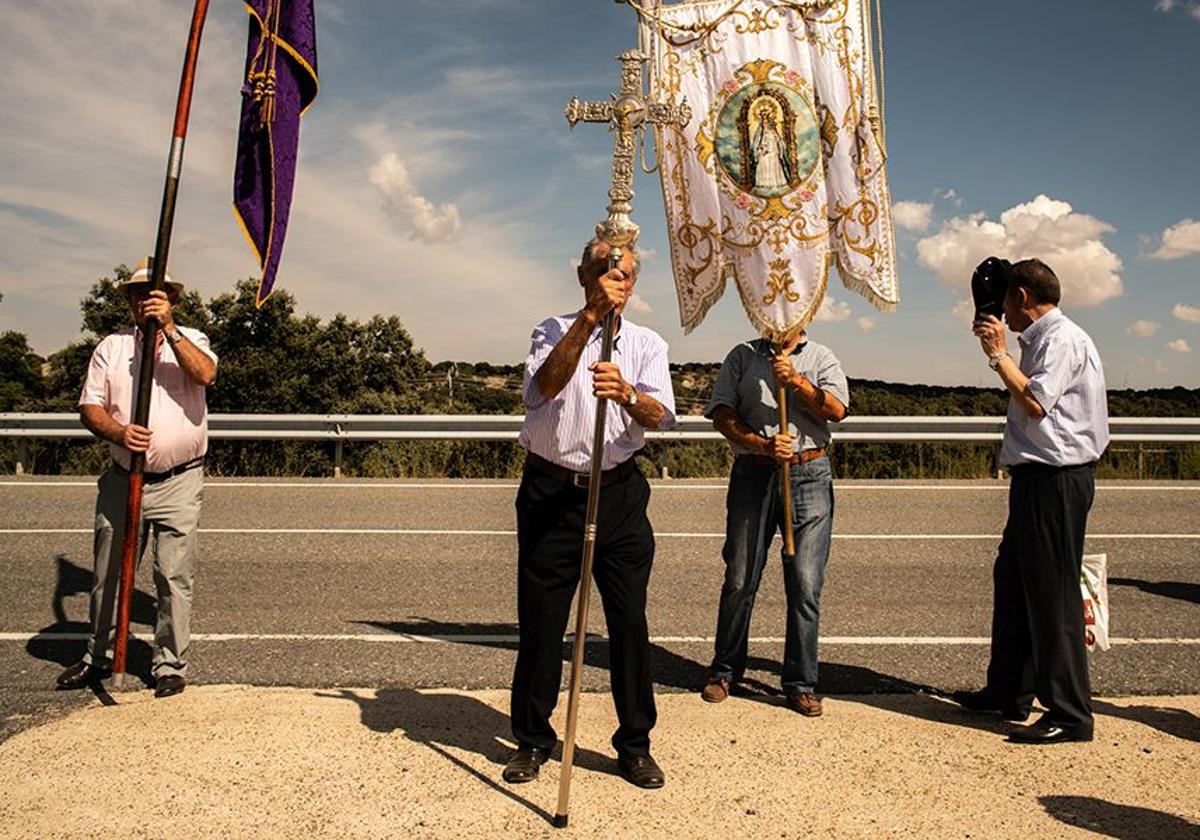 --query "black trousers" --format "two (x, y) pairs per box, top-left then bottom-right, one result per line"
(985, 462), (1095, 733)
(510, 464), (657, 758)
